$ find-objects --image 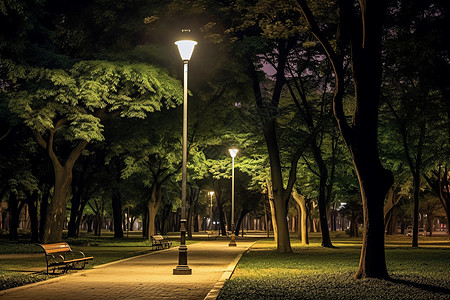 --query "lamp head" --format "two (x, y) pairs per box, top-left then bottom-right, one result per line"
(175, 29), (197, 61)
(229, 148), (238, 158)
(209, 191), (214, 196)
